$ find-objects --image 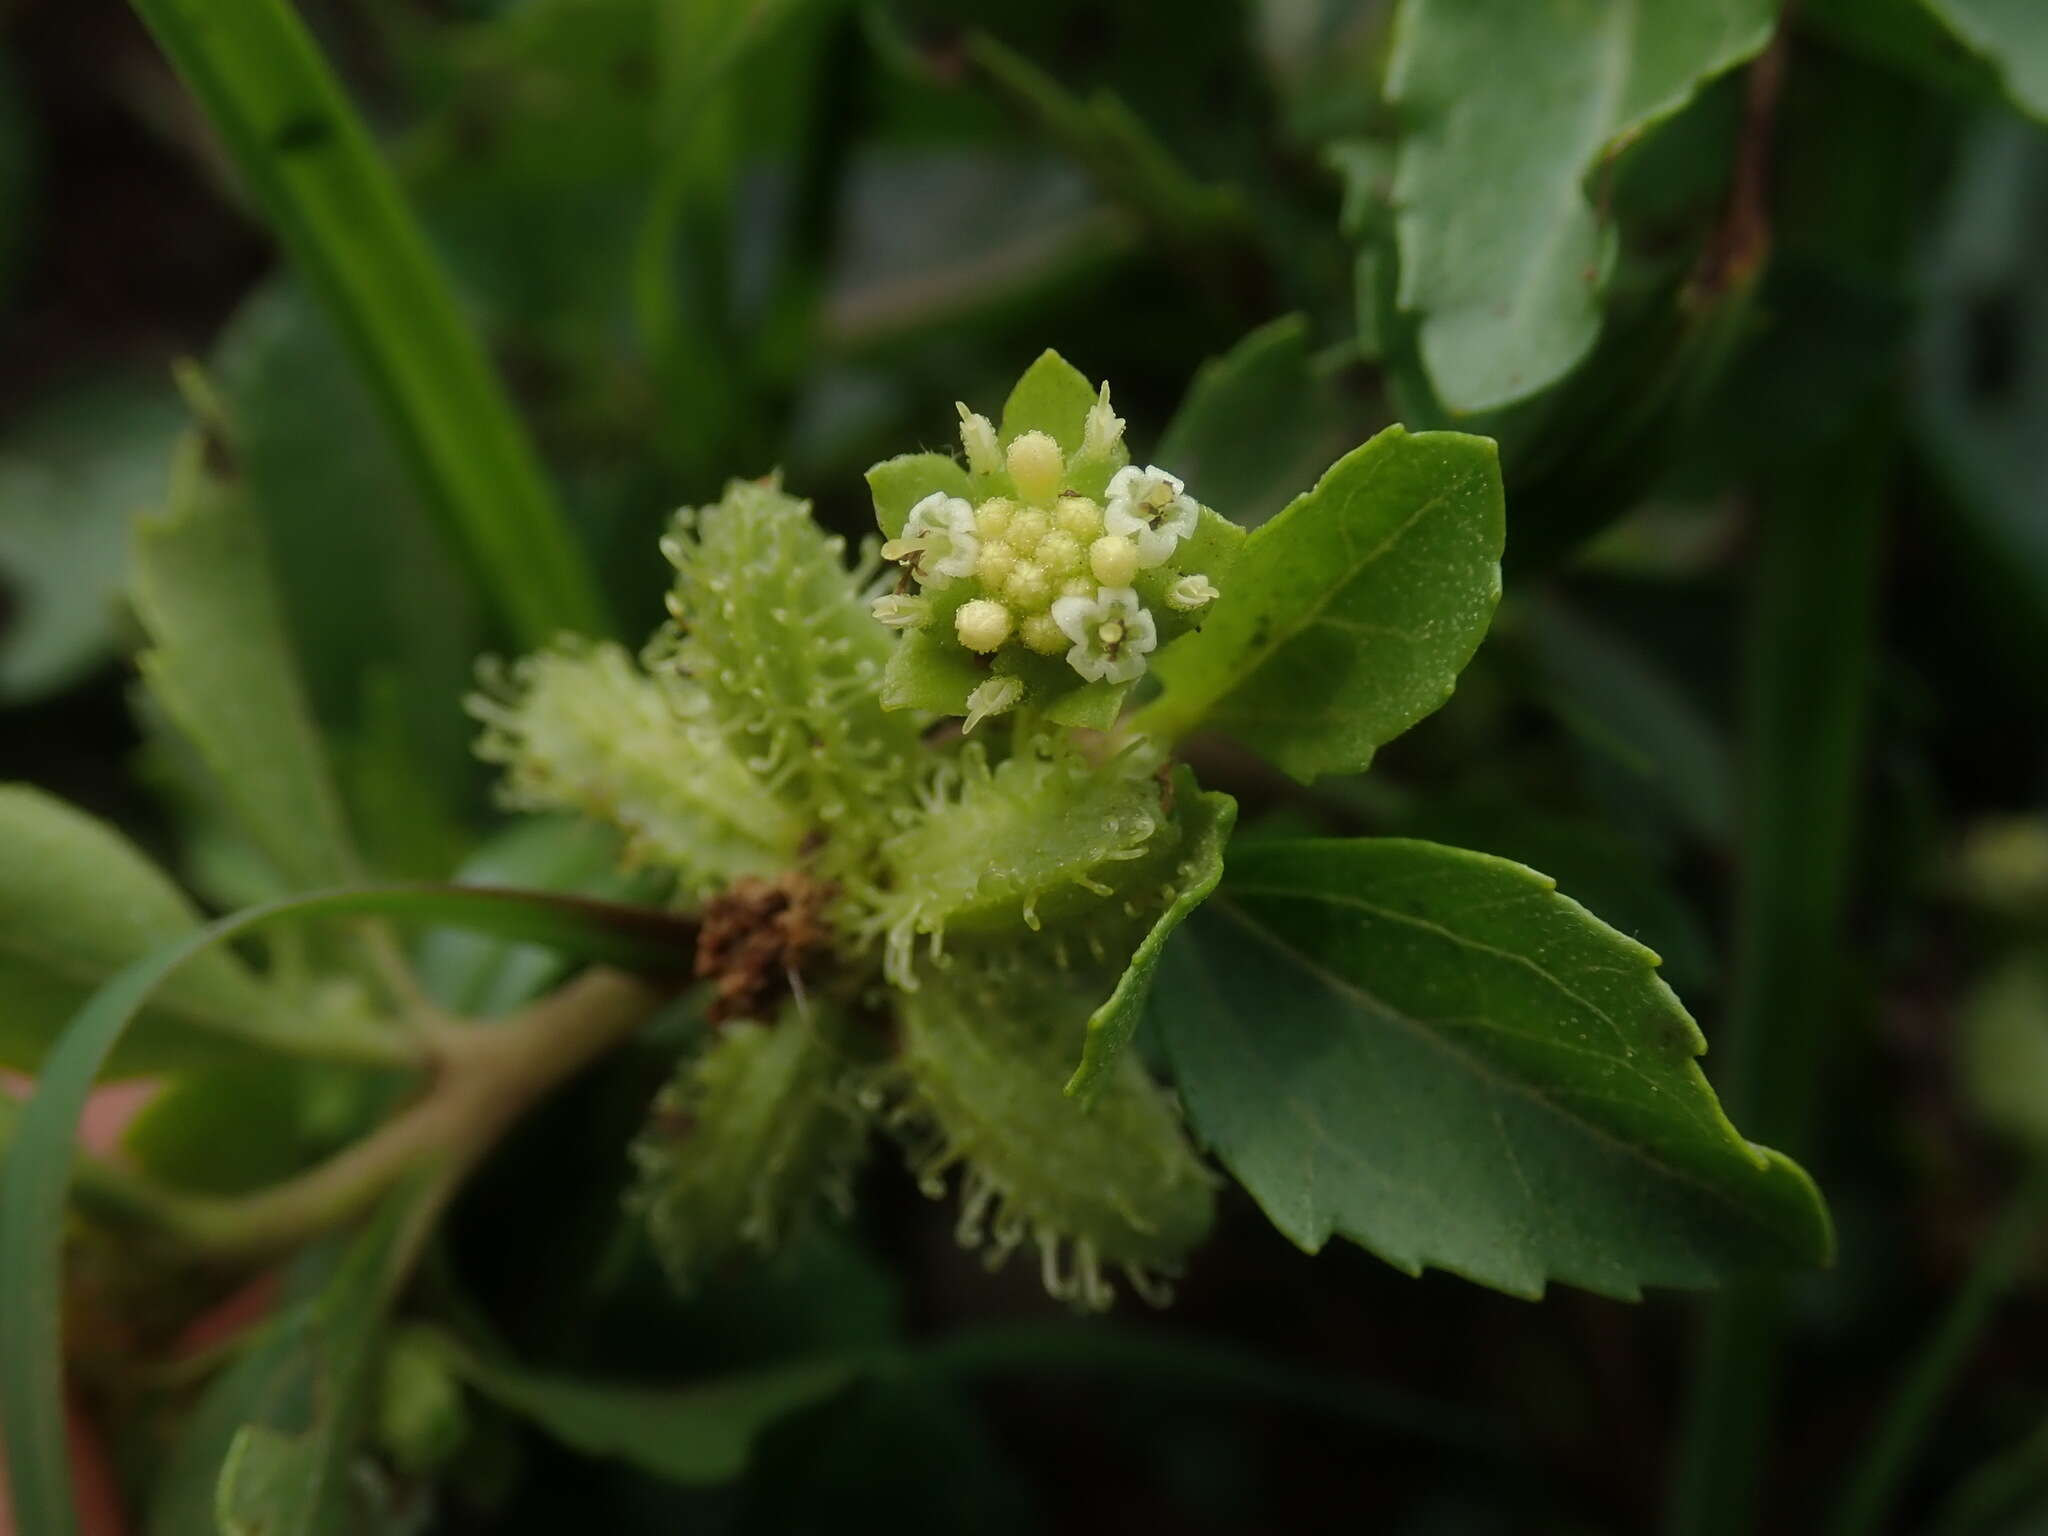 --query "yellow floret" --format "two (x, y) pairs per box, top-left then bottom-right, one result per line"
(1020, 613), (1067, 655)
(955, 599), (1014, 654)
(1089, 535), (1141, 588)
